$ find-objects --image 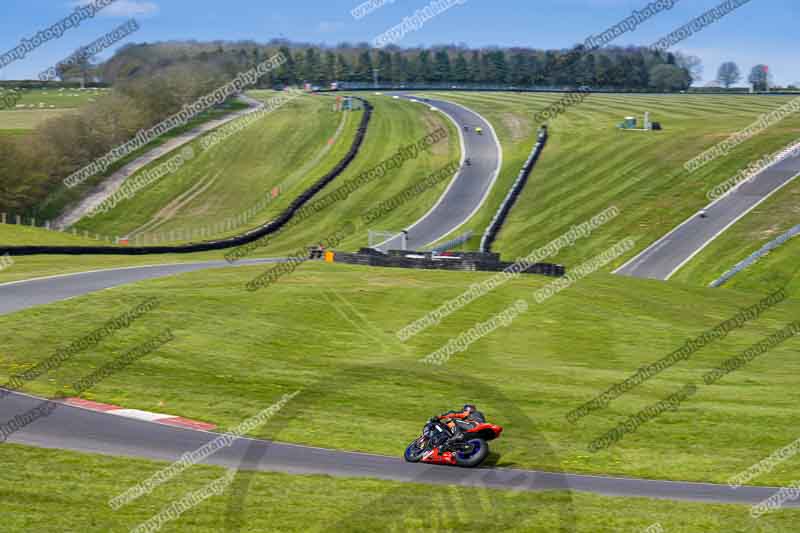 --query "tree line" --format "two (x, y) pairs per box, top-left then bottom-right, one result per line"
(2, 40), (698, 218)
(0, 59), (235, 218)
(99, 40), (696, 91)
